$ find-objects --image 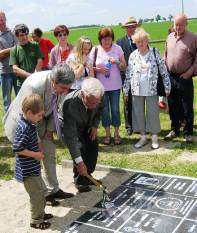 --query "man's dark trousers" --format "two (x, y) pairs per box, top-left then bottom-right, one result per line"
(73, 128), (98, 185)
(124, 88), (132, 131)
(168, 74), (194, 136)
